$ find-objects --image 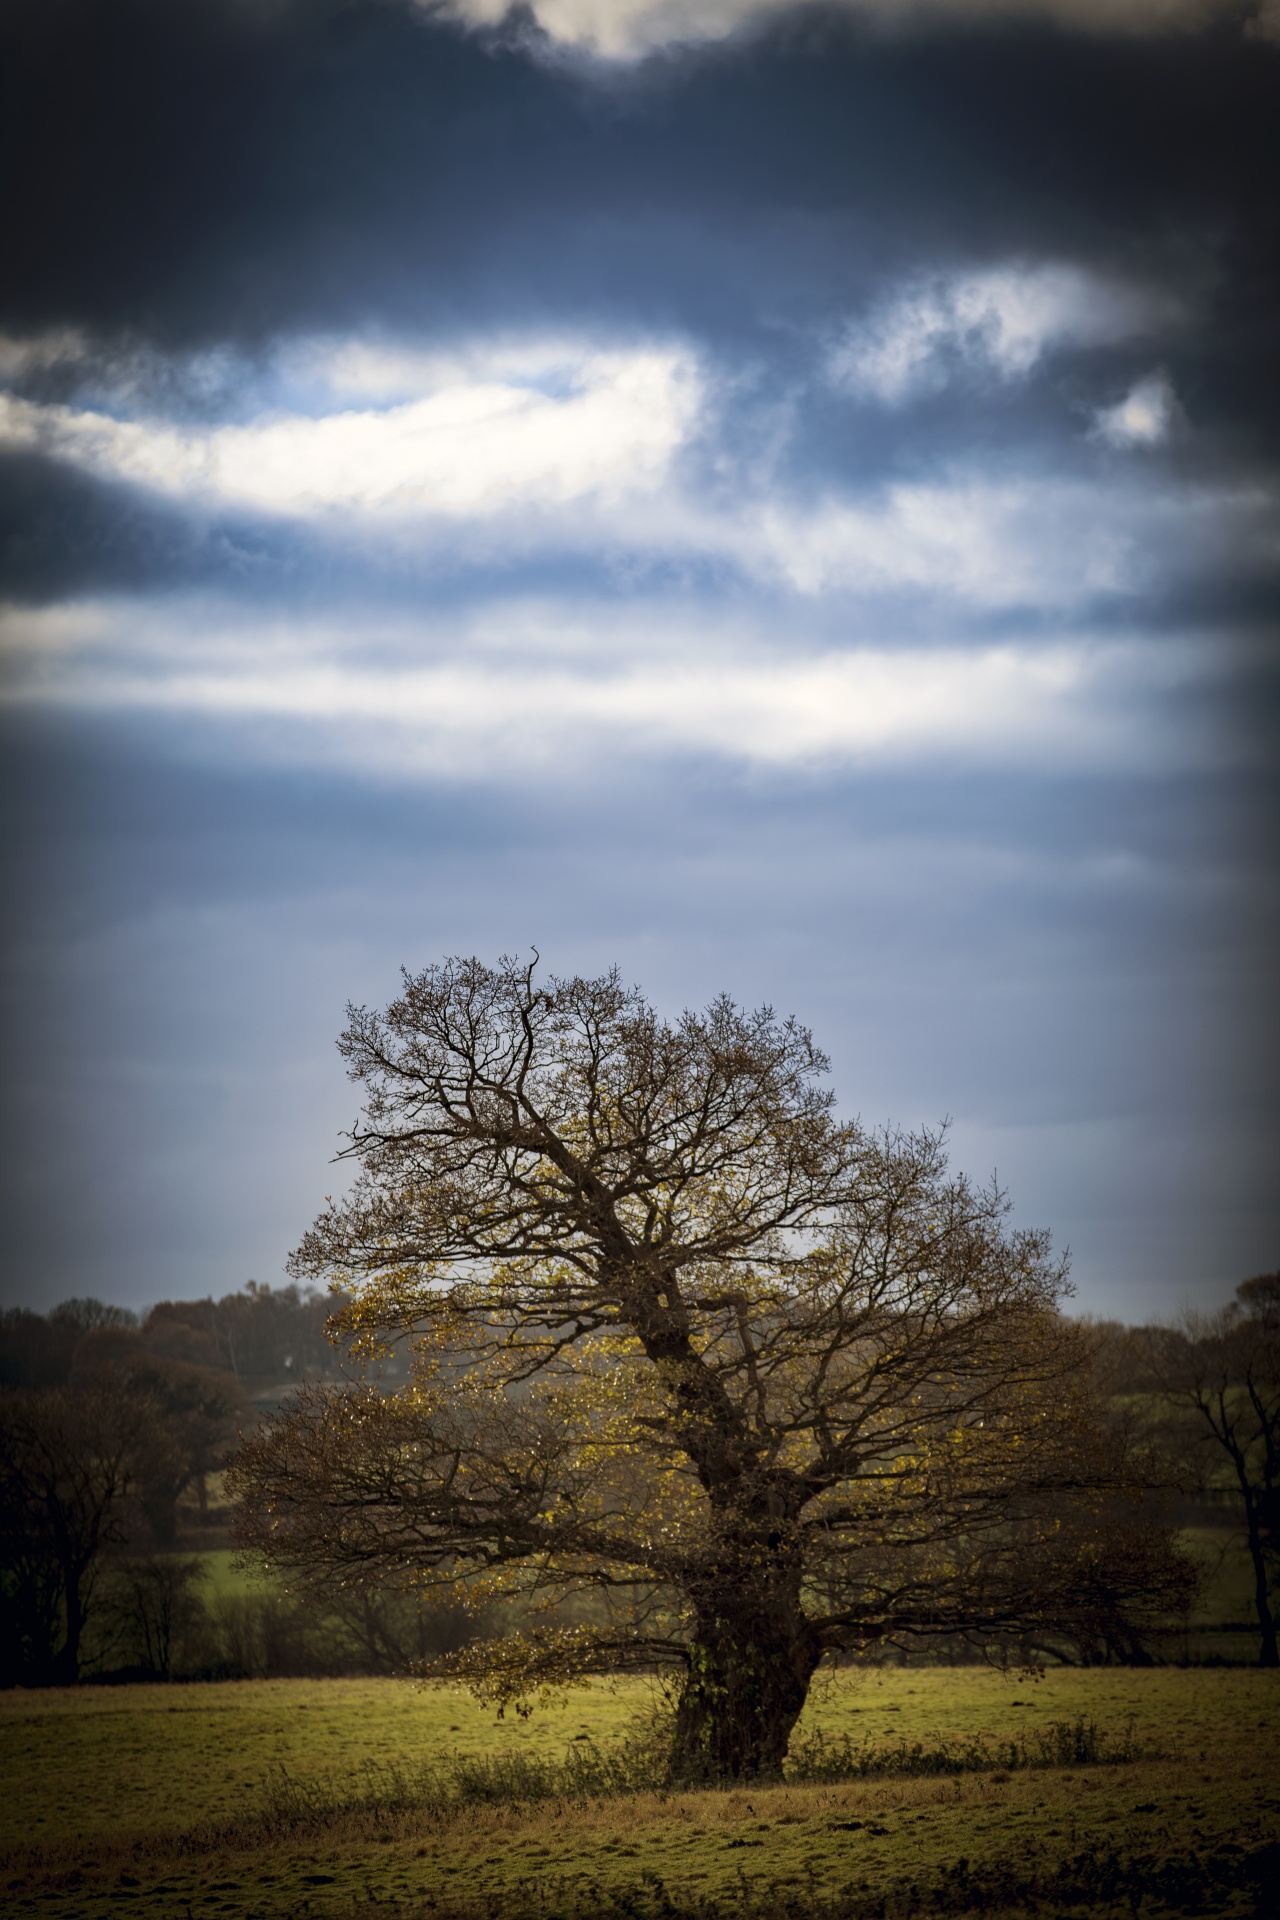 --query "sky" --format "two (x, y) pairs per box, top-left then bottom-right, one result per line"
(1, 0), (1277, 1323)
